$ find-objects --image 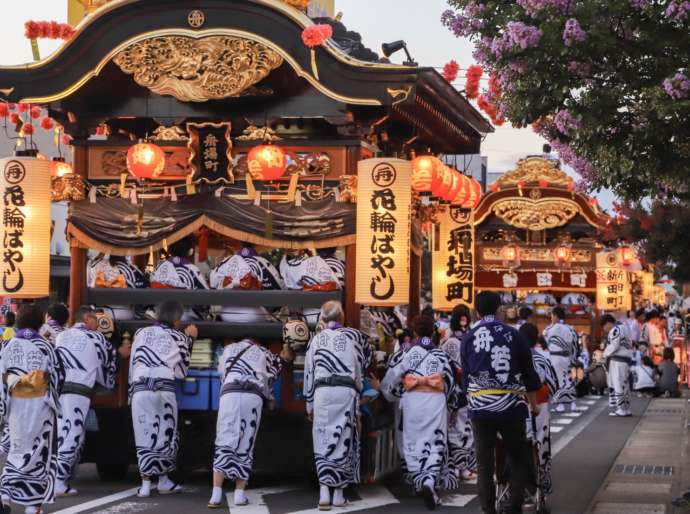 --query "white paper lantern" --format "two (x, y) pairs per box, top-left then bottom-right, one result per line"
(0, 156), (51, 298)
